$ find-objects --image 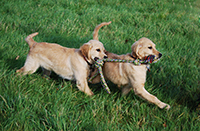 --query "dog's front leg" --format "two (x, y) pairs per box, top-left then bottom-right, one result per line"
(76, 77), (94, 96)
(132, 82), (170, 110)
(16, 58), (40, 75)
